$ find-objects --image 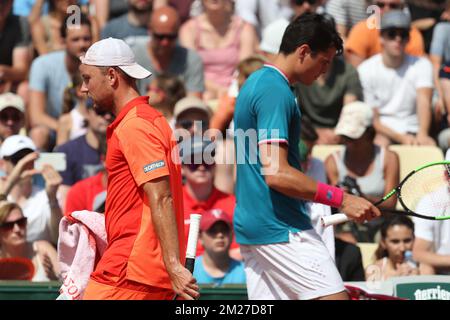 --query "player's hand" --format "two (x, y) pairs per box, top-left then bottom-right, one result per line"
(339, 193), (381, 223)
(168, 263), (200, 300)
